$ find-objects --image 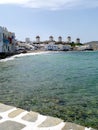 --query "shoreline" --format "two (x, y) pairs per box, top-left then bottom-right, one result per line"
(0, 50), (95, 62)
(0, 50), (51, 62)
